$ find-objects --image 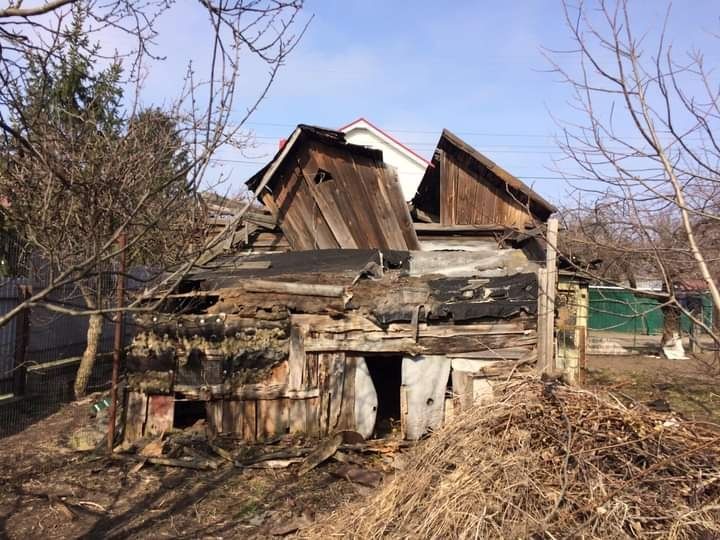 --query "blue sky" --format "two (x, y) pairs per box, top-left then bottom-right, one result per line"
(127, 0), (720, 204)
